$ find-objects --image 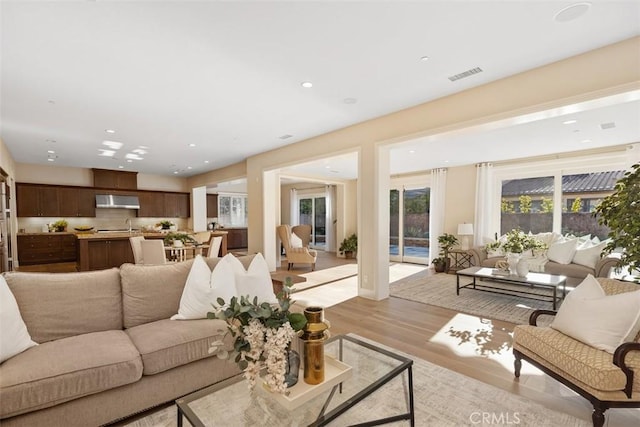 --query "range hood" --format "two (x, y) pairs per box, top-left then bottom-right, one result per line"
(95, 194), (140, 209)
